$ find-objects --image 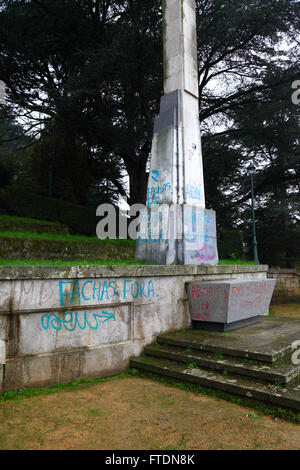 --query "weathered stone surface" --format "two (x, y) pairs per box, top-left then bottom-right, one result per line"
(17, 306), (131, 357)
(0, 235), (135, 261)
(136, 0), (219, 266)
(130, 355), (300, 411)
(0, 265), (268, 392)
(4, 340), (145, 392)
(144, 343), (300, 384)
(136, 206), (218, 266)
(268, 269), (300, 304)
(183, 207), (218, 265)
(0, 339), (5, 364)
(131, 316), (300, 411)
(0, 264), (269, 281)
(163, 0), (199, 97)
(157, 318), (300, 363)
(186, 280), (276, 330)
